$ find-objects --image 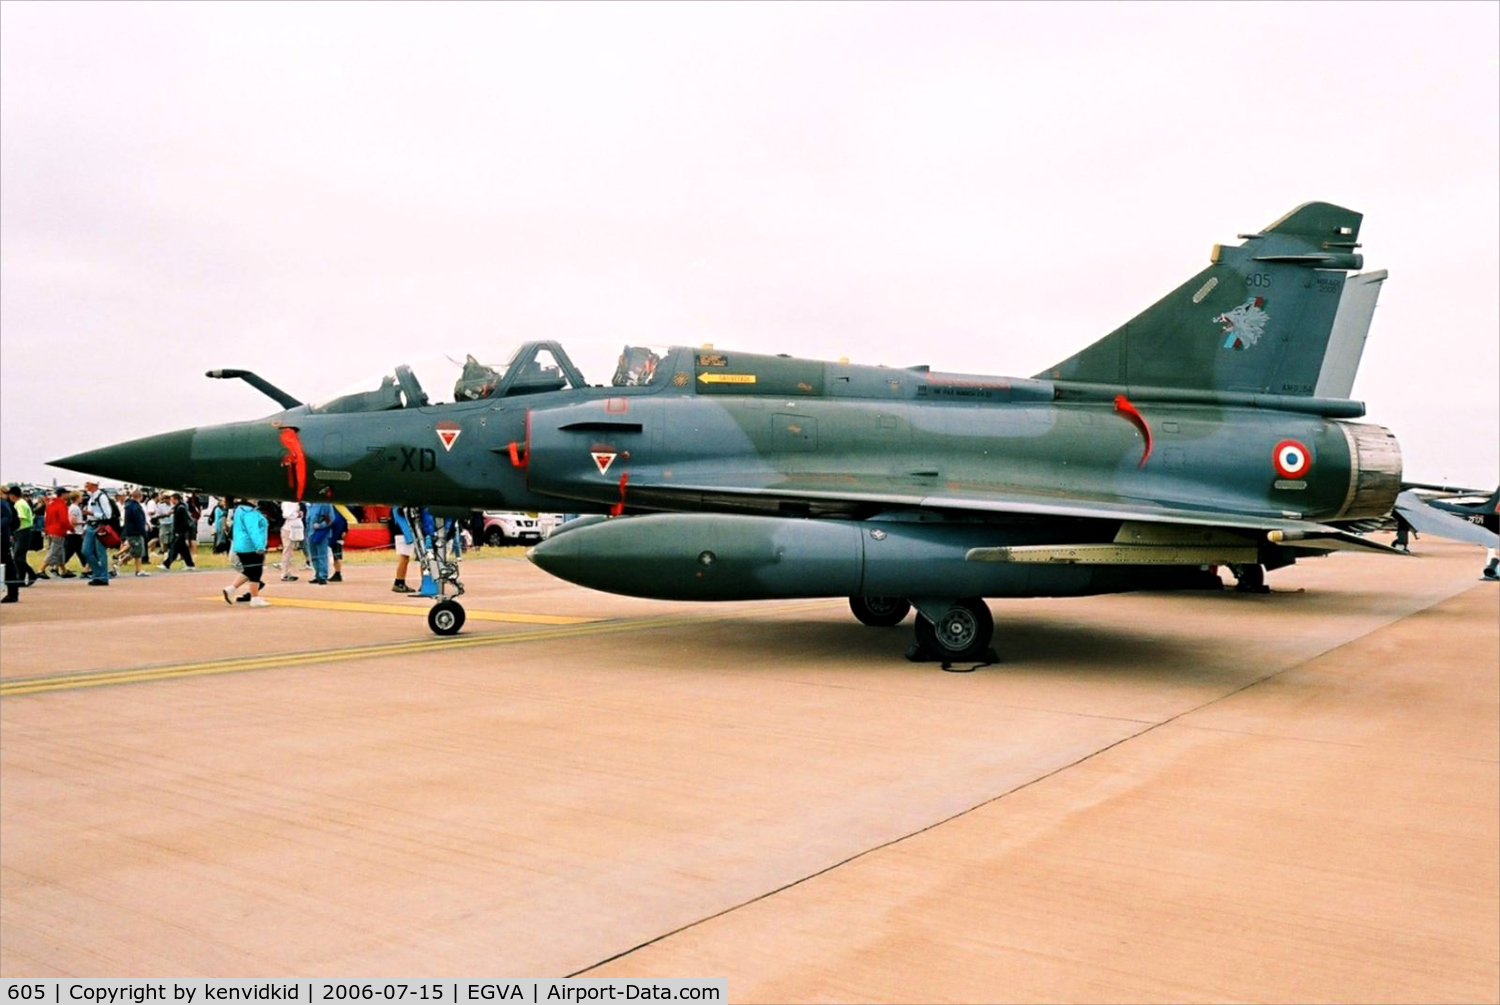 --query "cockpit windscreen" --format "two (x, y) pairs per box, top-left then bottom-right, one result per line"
(307, 341), (674, 413)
